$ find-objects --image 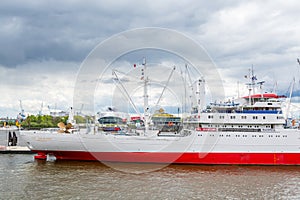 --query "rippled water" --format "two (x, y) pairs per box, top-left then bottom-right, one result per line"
(1, 154), (300, 199)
